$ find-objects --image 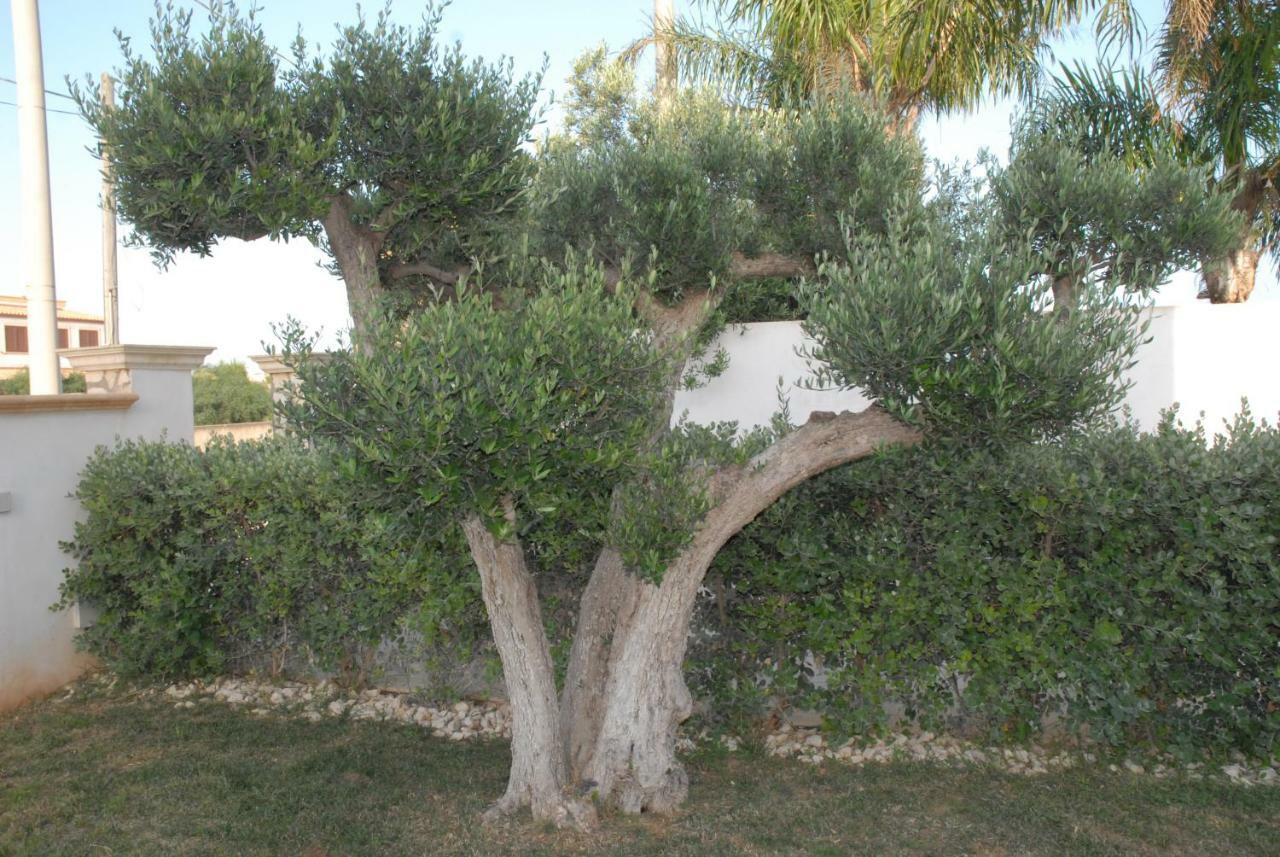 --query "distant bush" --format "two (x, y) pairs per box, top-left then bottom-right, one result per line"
(193, 362), (272, 425)
(0, 369), (87, 394)
(695, 412), (1280, 757)
(58, 435), (482, 680)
